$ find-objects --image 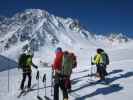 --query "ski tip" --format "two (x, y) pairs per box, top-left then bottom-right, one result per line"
(37, 96), (43, 100)
(44, 96), (51, 100)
